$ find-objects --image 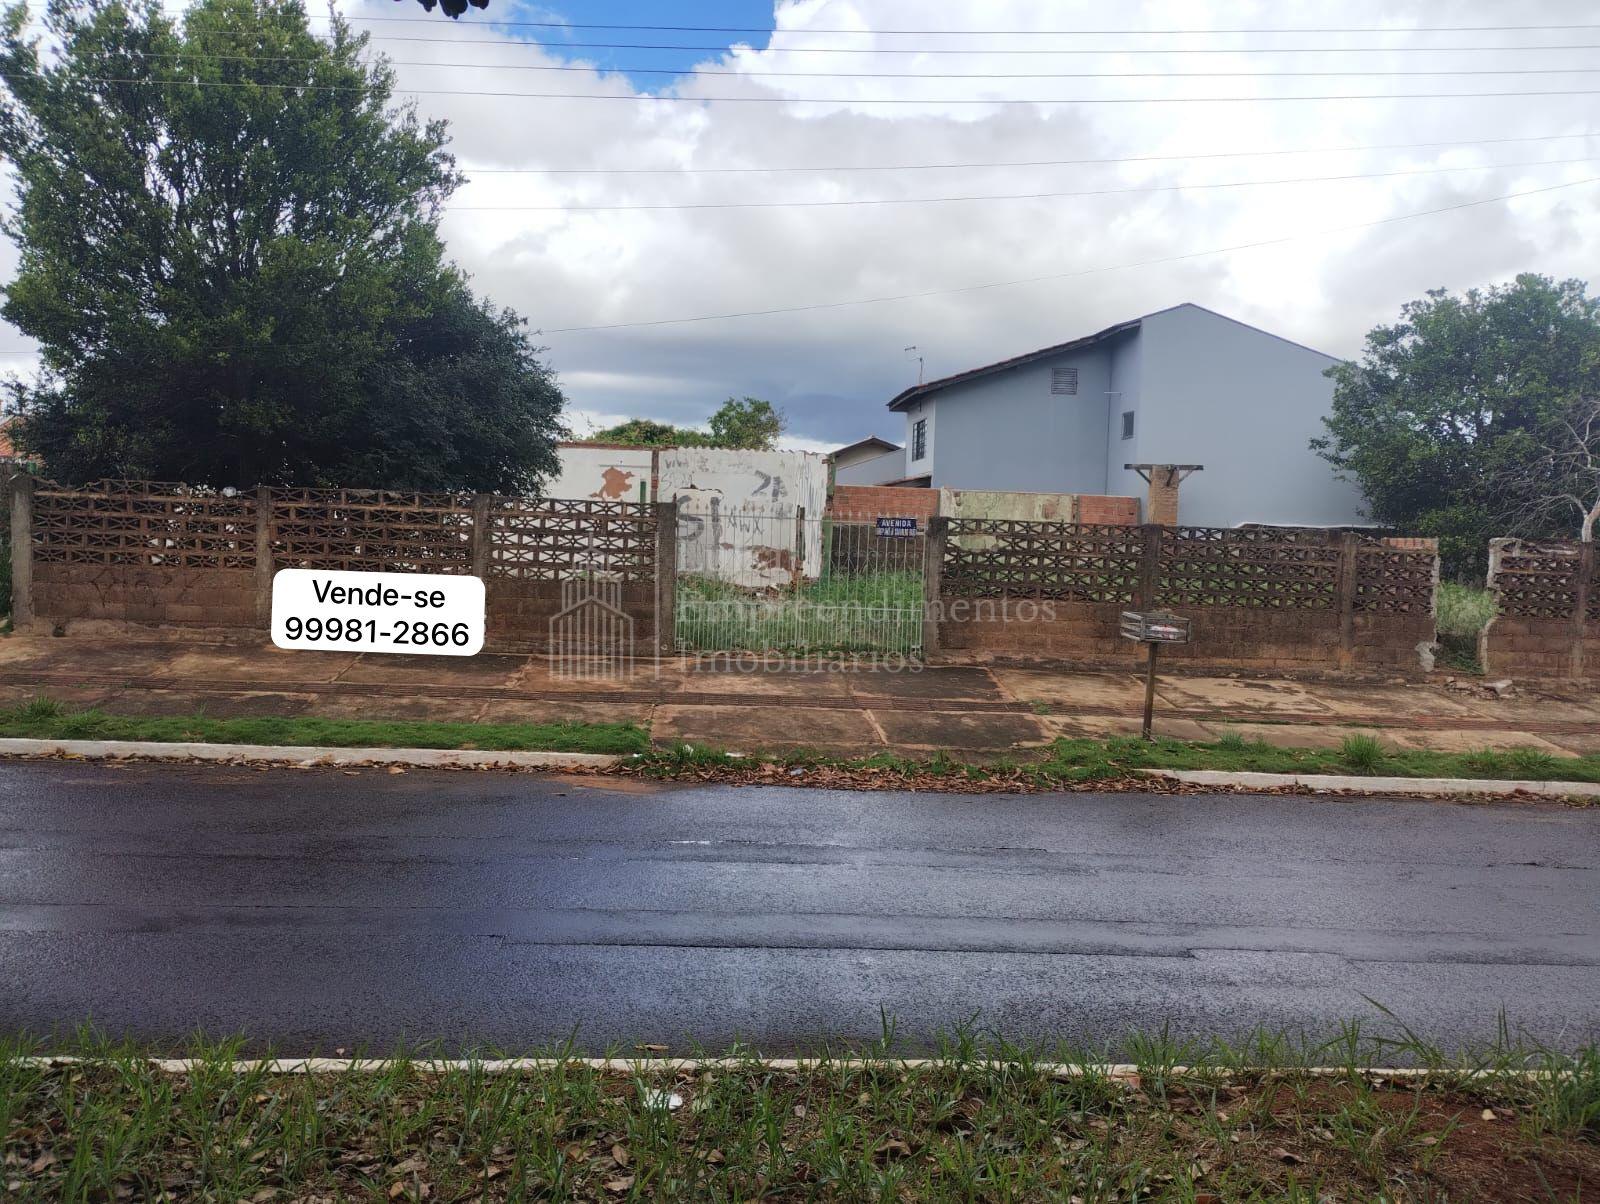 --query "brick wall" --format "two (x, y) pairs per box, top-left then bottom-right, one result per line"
(1078, 495), (1141, 524)
(484, 579), (657, 653)
(828, 485), (939, 525)
(829, 485), (1139, 527)
(33, 564), (257, 629)
(1481, 539), (1599, 680)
